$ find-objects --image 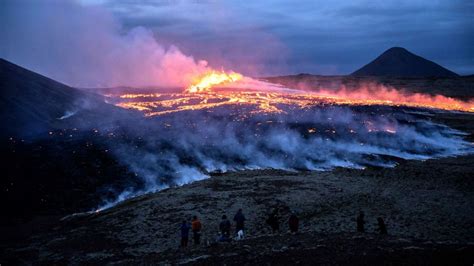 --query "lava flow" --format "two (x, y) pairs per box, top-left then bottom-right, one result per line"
(110, 70), (474, 117)
(100, 70), (474, 206)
